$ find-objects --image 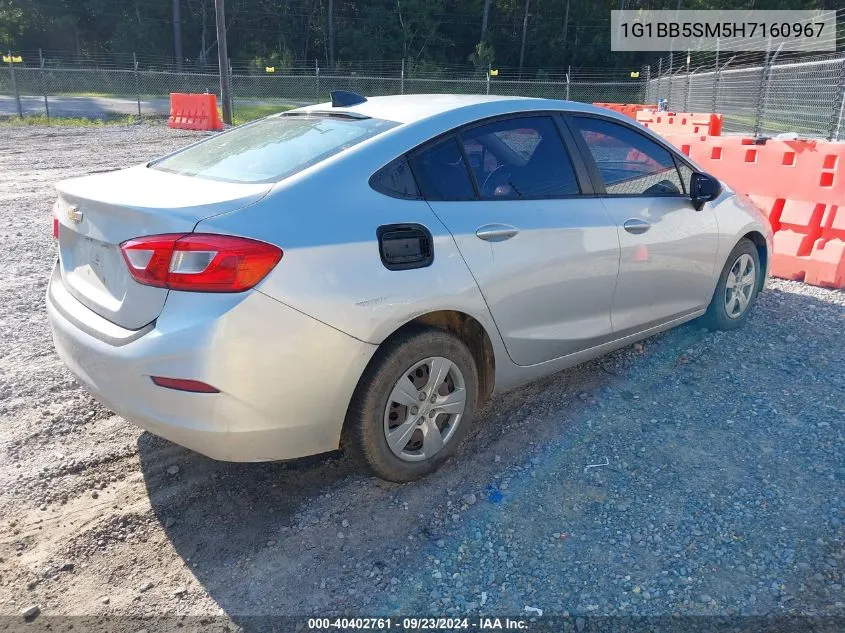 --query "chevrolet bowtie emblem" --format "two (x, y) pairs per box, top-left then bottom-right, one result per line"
(66, 206), (83, 223)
